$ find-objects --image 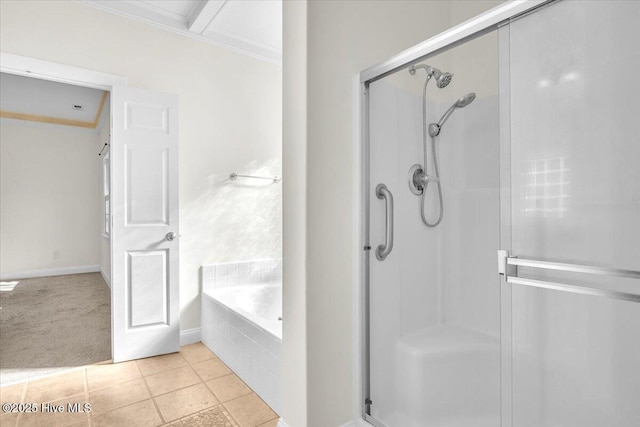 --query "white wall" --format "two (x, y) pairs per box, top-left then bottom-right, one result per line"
(0, 123), (101, 275)
(282, 1), (308, 426)
(0, 0), (282, 331)
(282, 1), (503, 426)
